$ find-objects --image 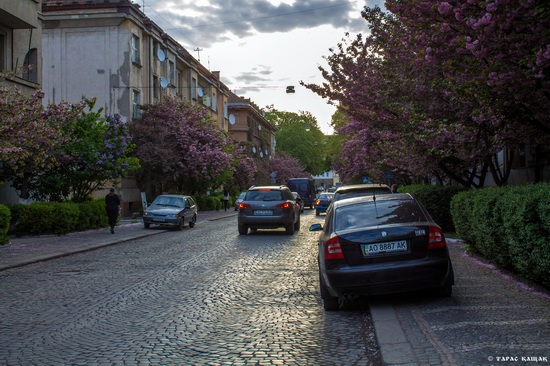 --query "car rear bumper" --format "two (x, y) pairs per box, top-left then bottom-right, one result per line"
(322, 257), (452, 297)
(239, 215), (294, 228)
